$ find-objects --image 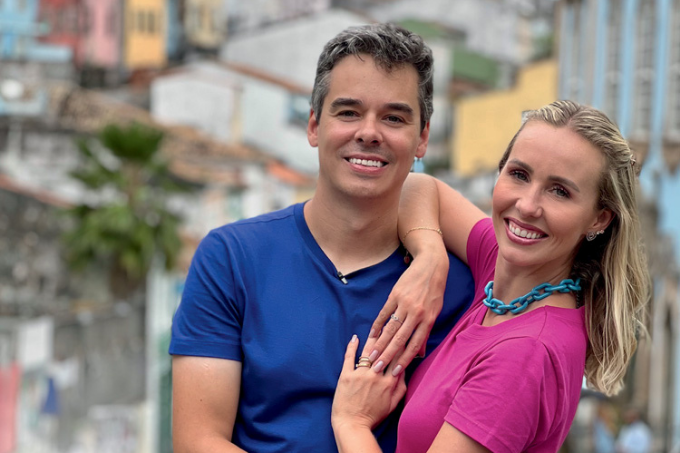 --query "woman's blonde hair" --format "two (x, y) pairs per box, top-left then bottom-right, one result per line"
(499, 100), (650, 396)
